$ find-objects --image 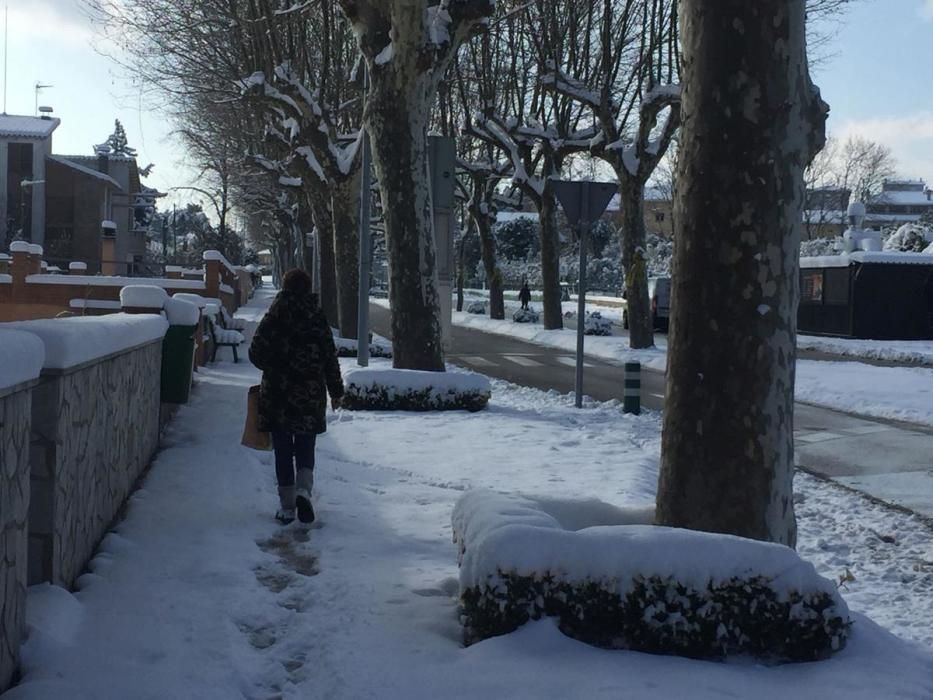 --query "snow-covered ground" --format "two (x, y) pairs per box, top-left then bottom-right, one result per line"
(414, 298), (933, 427)
(6, 288), (933, 699)
(460, 289), (933, 367)
(798, 335), (933, 365)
